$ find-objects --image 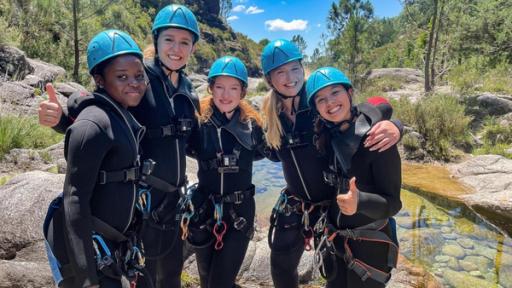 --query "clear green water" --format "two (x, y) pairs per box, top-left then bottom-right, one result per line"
(252, 159), (512, 288)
